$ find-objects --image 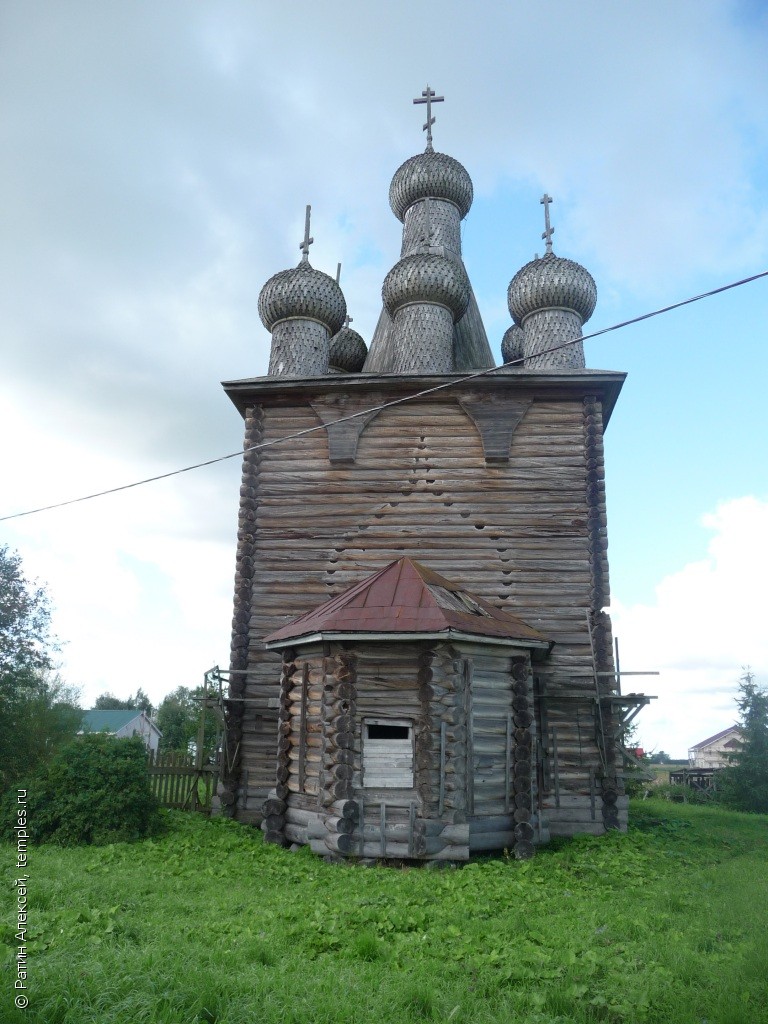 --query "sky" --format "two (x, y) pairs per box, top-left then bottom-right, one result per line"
(1, 0), (767, 759)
